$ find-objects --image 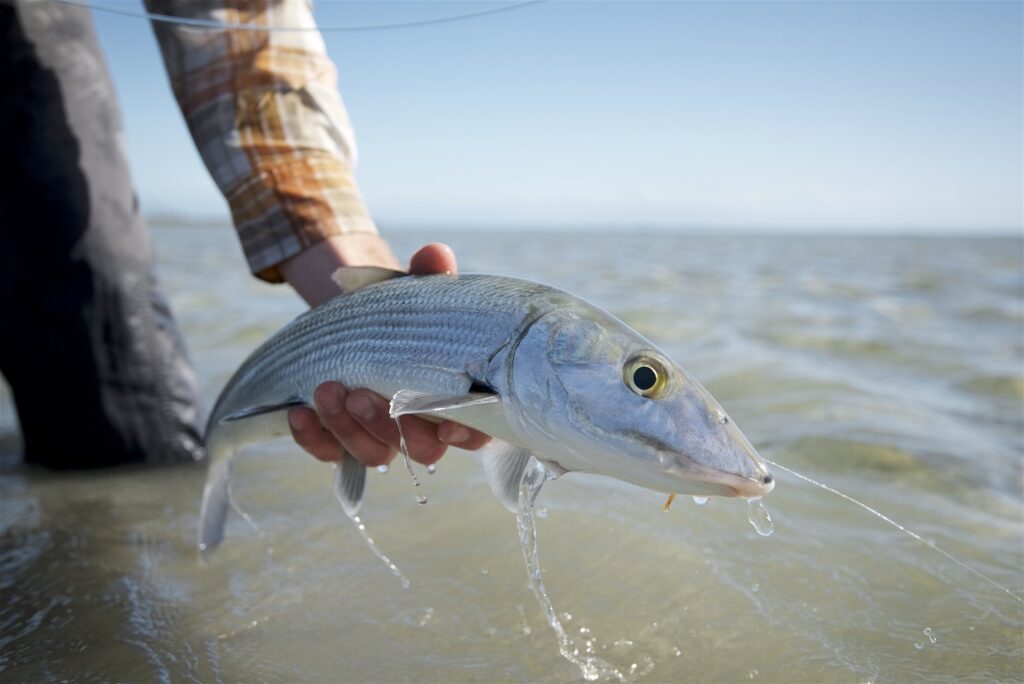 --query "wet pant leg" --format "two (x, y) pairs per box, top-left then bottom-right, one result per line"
(0, 0), (204, 468)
